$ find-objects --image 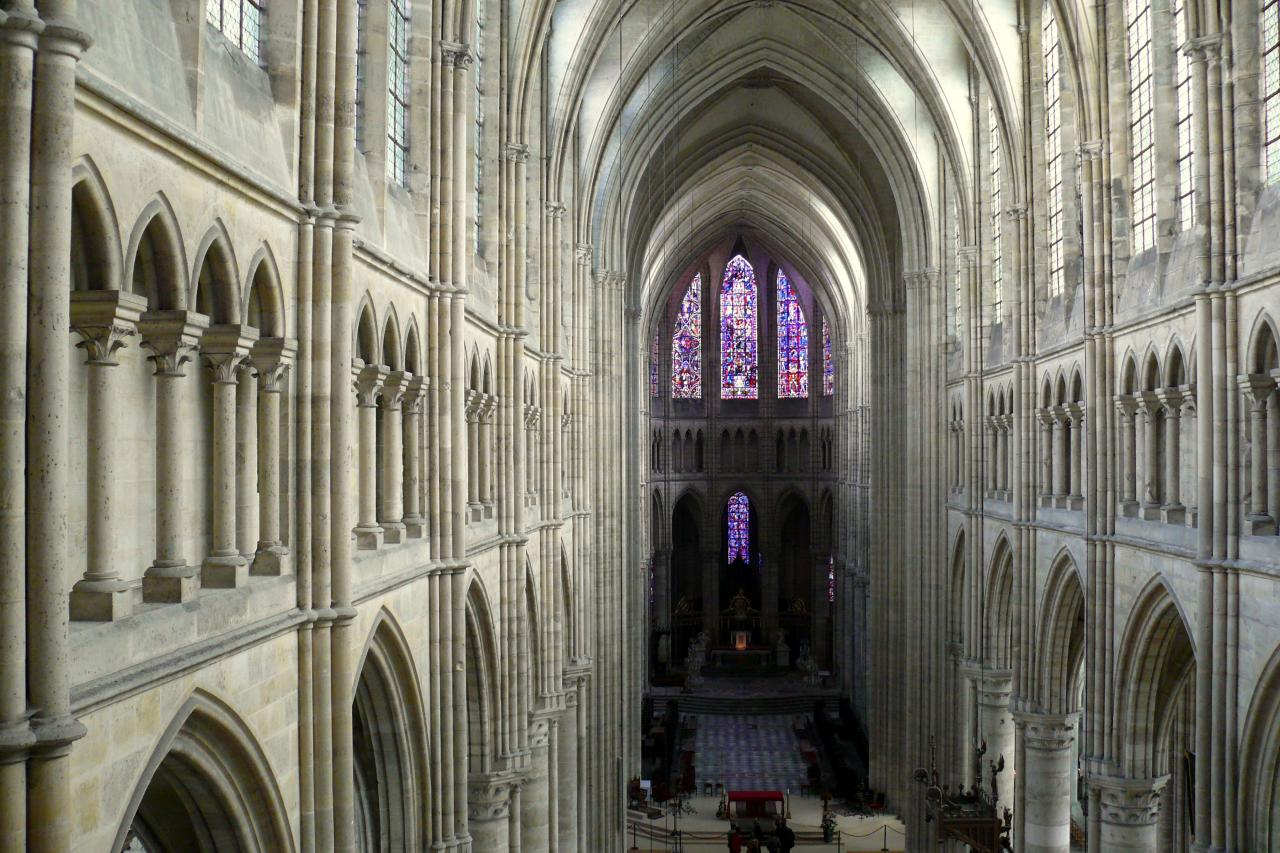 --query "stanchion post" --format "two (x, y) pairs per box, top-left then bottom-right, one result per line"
(880, 823), (889, 851)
